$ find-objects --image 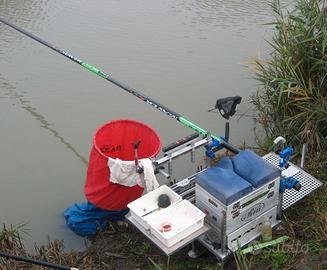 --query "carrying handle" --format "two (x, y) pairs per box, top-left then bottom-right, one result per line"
(132, 140), (144, 174)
